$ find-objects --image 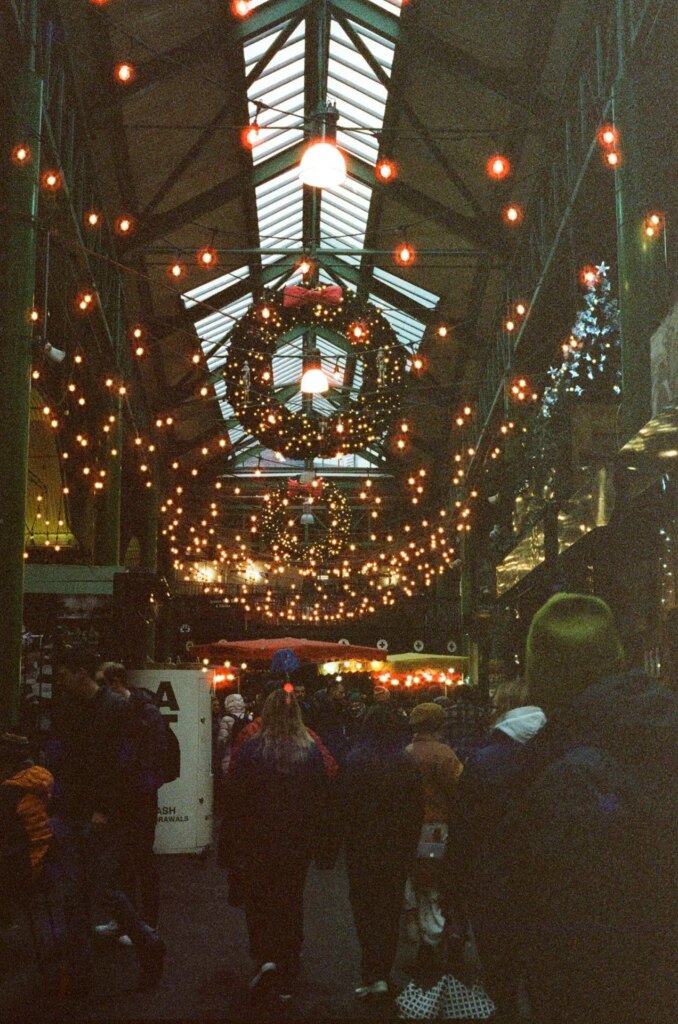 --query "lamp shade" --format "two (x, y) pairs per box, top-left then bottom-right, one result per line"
(298, 140), (347, 189)
(300, 367), (329, 394)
